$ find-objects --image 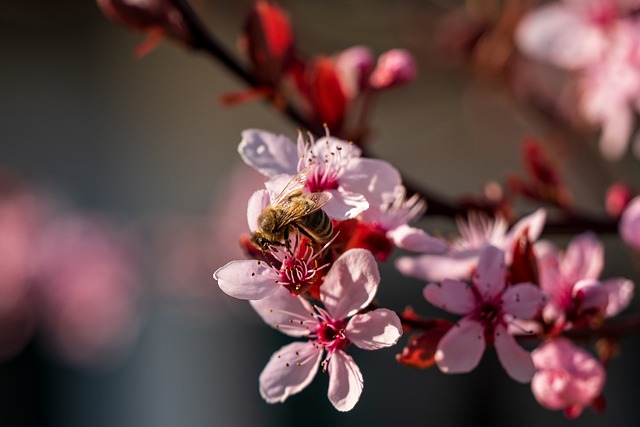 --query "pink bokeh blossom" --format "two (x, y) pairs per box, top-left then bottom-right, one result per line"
(531, 337), (606, 418)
